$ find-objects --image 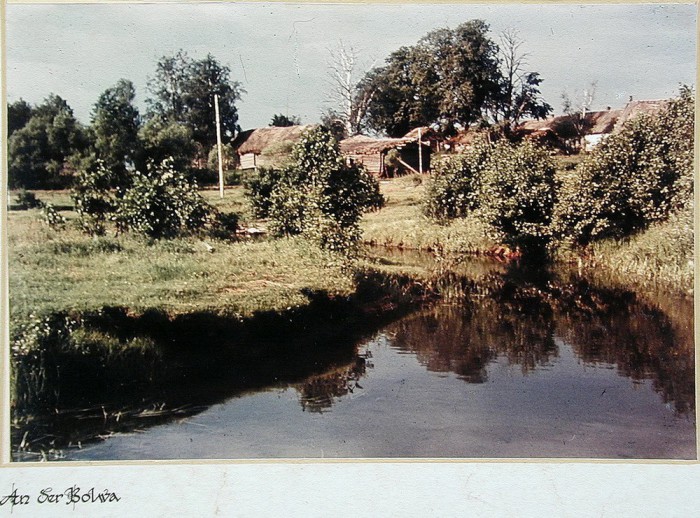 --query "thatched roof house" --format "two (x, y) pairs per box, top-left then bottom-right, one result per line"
(518, 98), (669, 151)
(339, 134), (431, 177)
(232, 124), (316, 169)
